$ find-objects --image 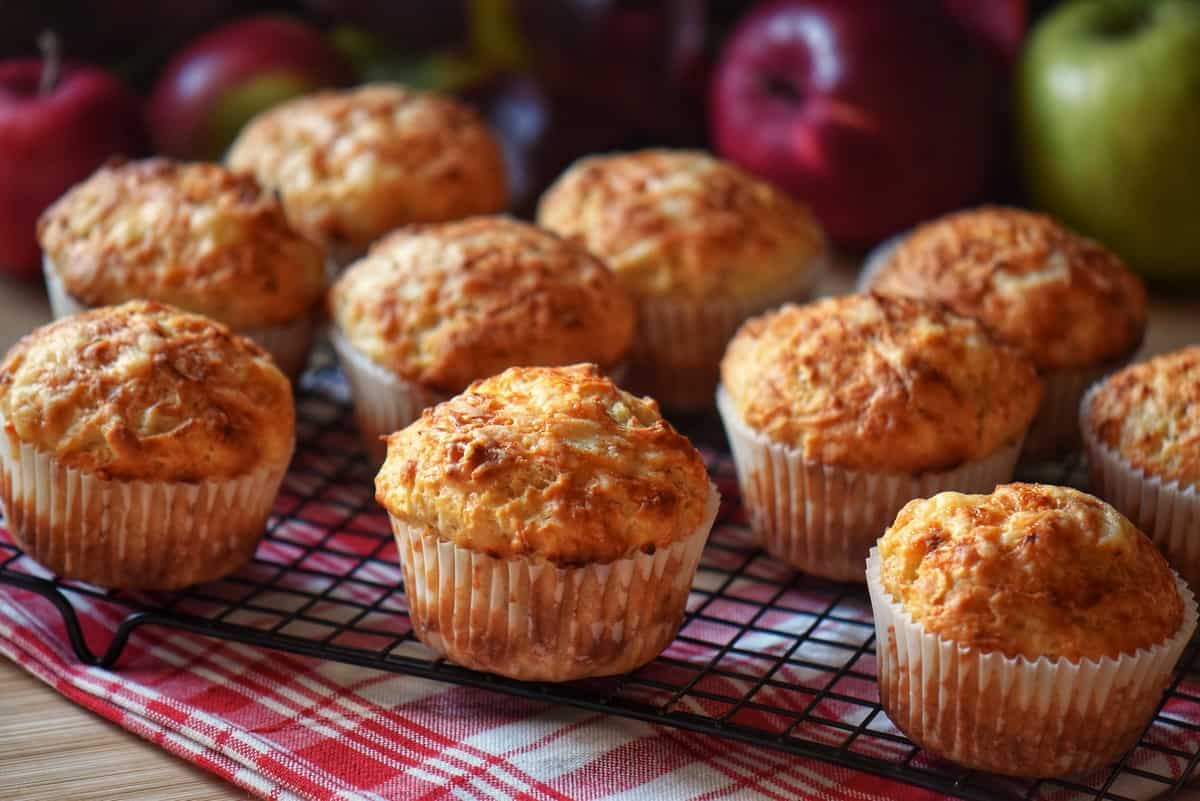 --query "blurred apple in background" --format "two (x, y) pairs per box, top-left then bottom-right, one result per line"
(148, 15), (355, 160)
(300, 0), (468, 53)
(0, 35), (144, 279)
(709, 0), (1004, 247)
(1016, 0), (1200, 284)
